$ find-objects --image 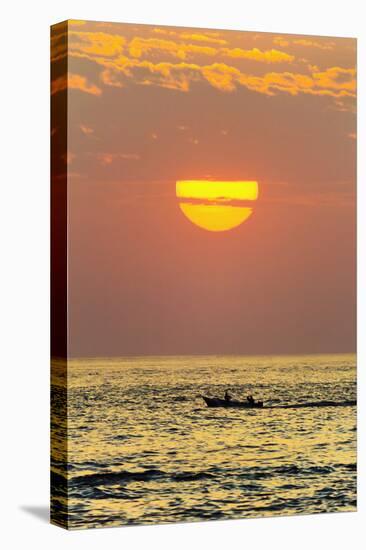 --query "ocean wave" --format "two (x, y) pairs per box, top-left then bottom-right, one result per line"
(54, 460), (349, 490)
(66, 468), (216, 488)
(71, 469), (165, 486)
